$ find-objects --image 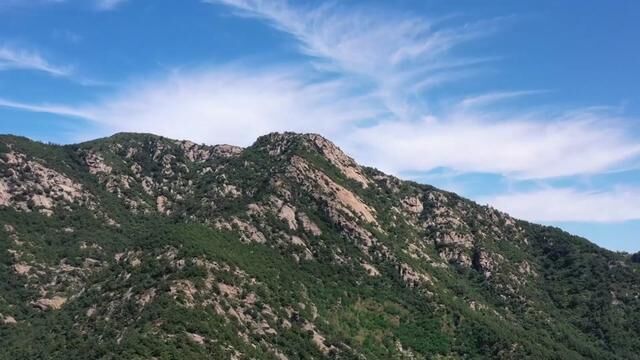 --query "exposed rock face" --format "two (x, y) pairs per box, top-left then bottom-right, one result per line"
(437, 232), (474, 248)
(302, 321), (334, 354)
(221, 184), (241, 198)
(176, 140), (212, 162)
(1, 315), (17, 325)
(187, 332), (206, 345)
(85, 152), (112, 175)
(32, 296), (67, 311)
(288, 155), (377, 224)
(217, 218), (267, 244)
(156, 195), (169, 214)
(13, 263), (32, 275)
(137, 288), (156, 307)
(305, 134), (370, 188)
(212, 144), (243, 158)
(399, 263), (433, 287)
(298, 212), (322, 236)
(0, 151), (94, 215)
(401, 196), (424, 215)
(473, 250), (498, 278)
(278, 204), (297, 230)
(469, 301), (488, 311)
(361, 262), (380, 277)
